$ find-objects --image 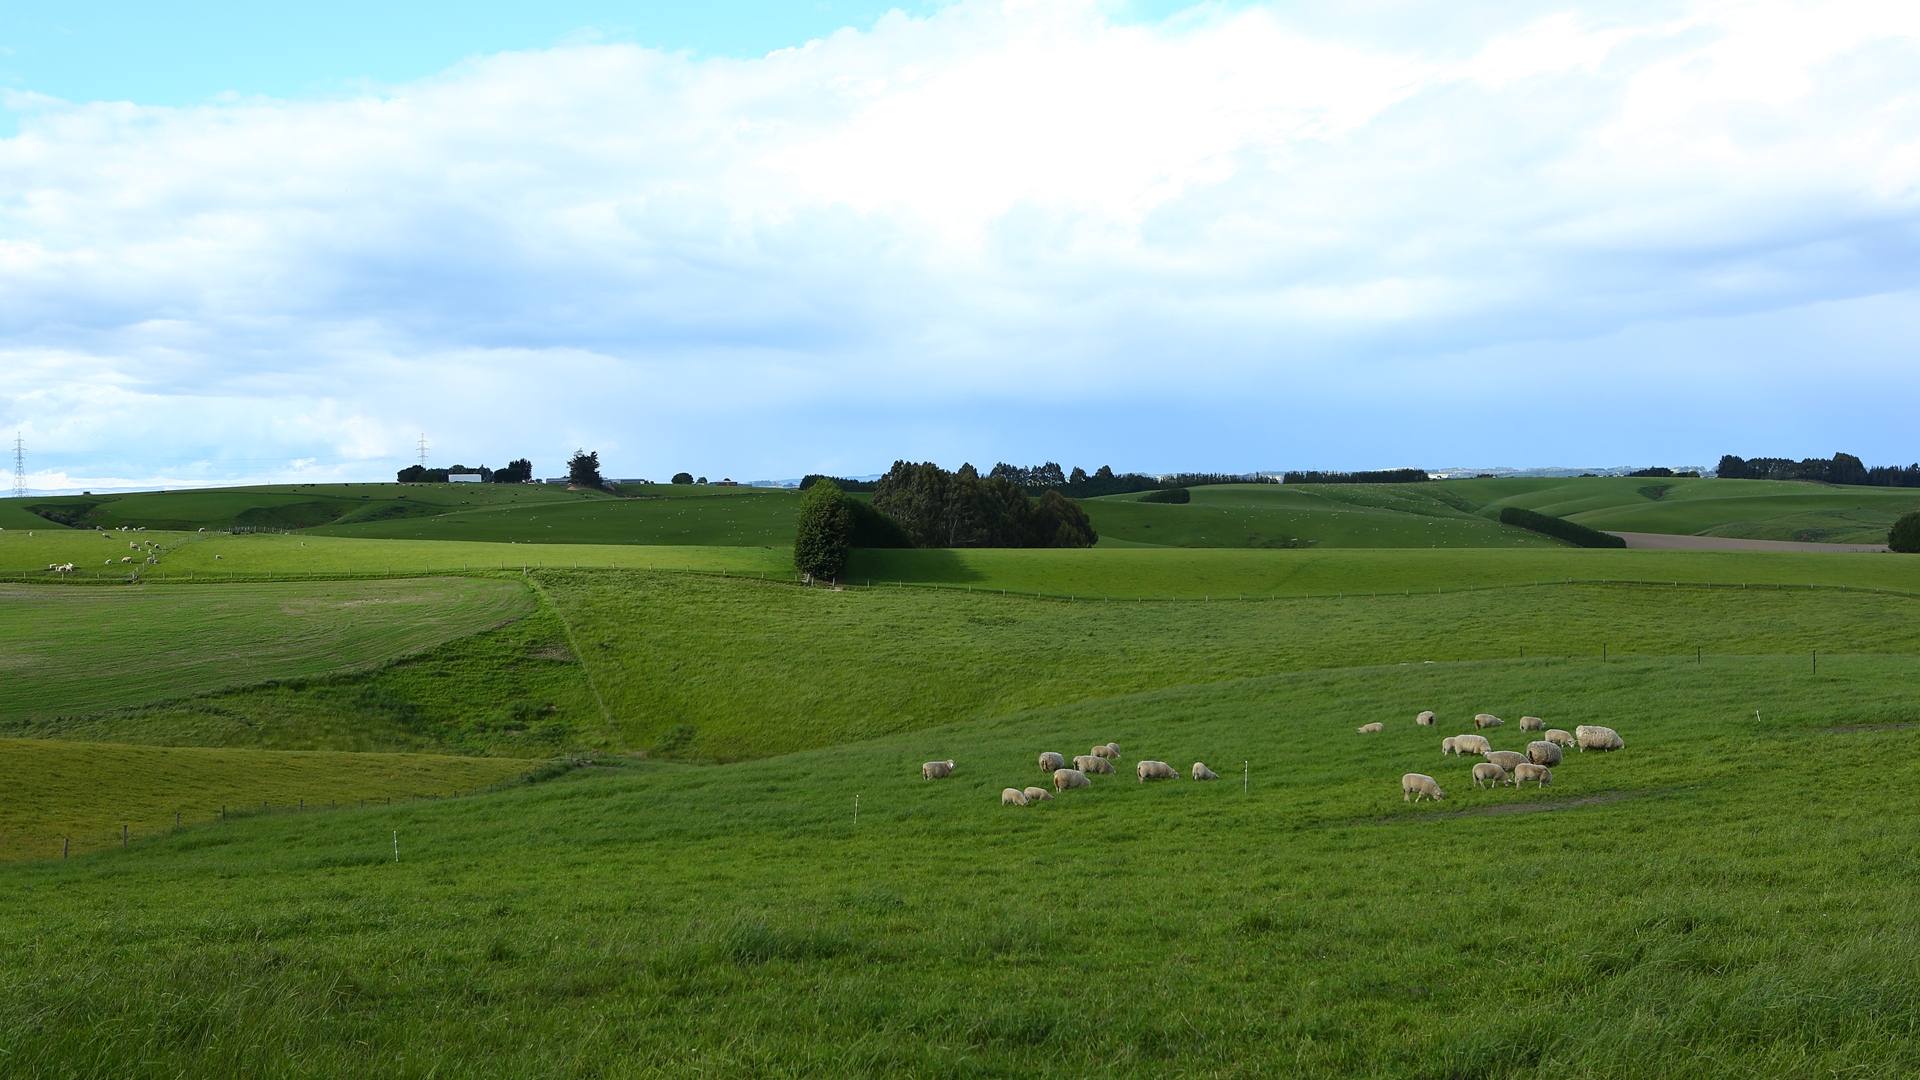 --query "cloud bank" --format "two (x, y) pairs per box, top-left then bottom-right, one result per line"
(4, 0), (1920, 488)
